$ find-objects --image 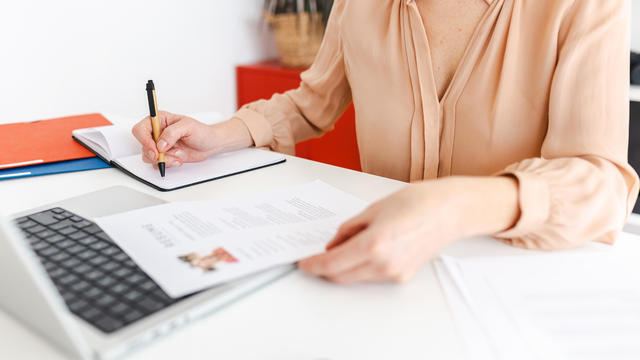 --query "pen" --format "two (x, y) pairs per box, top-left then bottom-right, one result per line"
(145, 80), (165, 177)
